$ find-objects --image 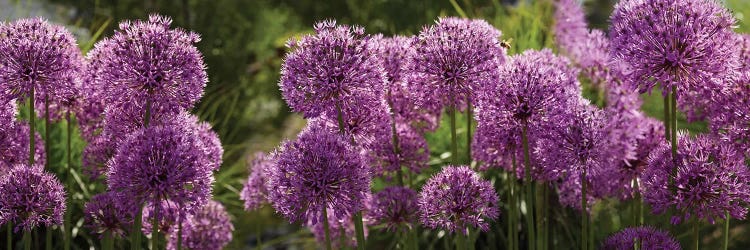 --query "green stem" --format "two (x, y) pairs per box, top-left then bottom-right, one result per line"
(455, 232), (466, 250)
(581, 169), (588, 250)
(390, 114), (404, 187)
(353, 212), (366, 250)
(409, 227), (419, 250)
(694, 220), (700, 250)
(29, 87), (35, 166)
(466, 98), (472, 164)
(723, 212), (730, 250)
(322, 206), (332, 250)
(670, 86), (677, 160)
(131, 207), (142, 250)
(521, 123), (536, 250)
(44, 94), (49, 170)
(339, 224), (346, 250)
(449, 105), (458, 165)
(23, 230), (30, 250)
(7, 223), (11, 250)
(663, 94), (670, 142)
(634, 179), (643, 226)
(511, 153), (519, 250)
(104, 232), (115, 250)
(46, 228), (51, 250)
(65, 111), (72, 250)
(177, 218), (182, 250)
(507, 171), (515, 250)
